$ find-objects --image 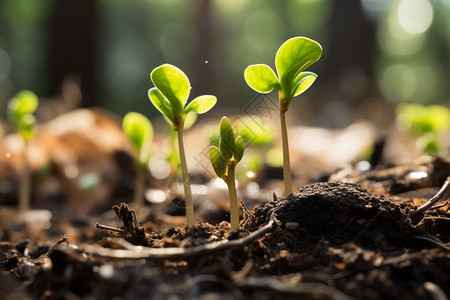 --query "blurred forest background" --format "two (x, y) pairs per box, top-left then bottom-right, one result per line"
(0, 0), (449, 128)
